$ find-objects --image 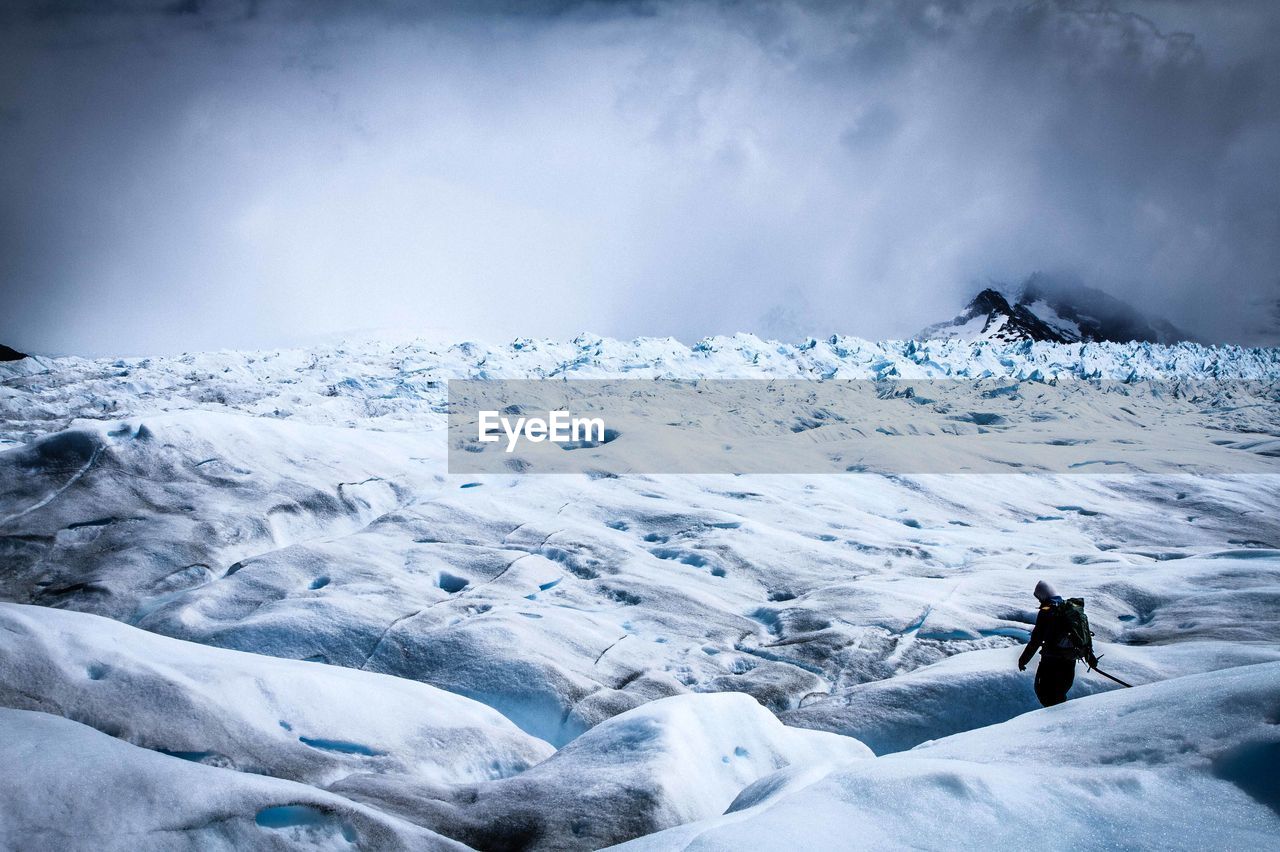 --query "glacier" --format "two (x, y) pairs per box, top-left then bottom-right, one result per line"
(1, 333), (1278, 849)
